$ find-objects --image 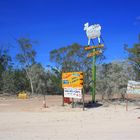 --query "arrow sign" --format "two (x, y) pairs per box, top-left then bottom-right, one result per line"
(87, 50), (102, 57)
(85, 44), (104, 50)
